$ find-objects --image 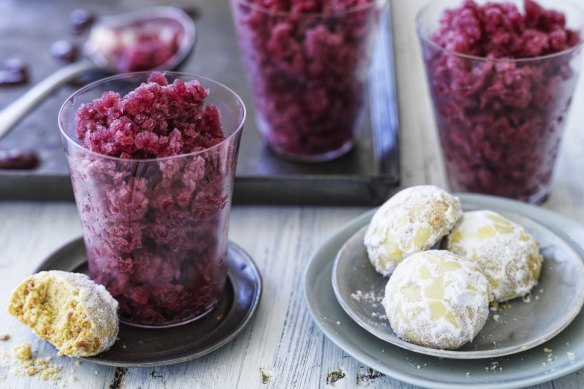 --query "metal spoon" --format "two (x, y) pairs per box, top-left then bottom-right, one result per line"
(0, 6), (196, 140)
